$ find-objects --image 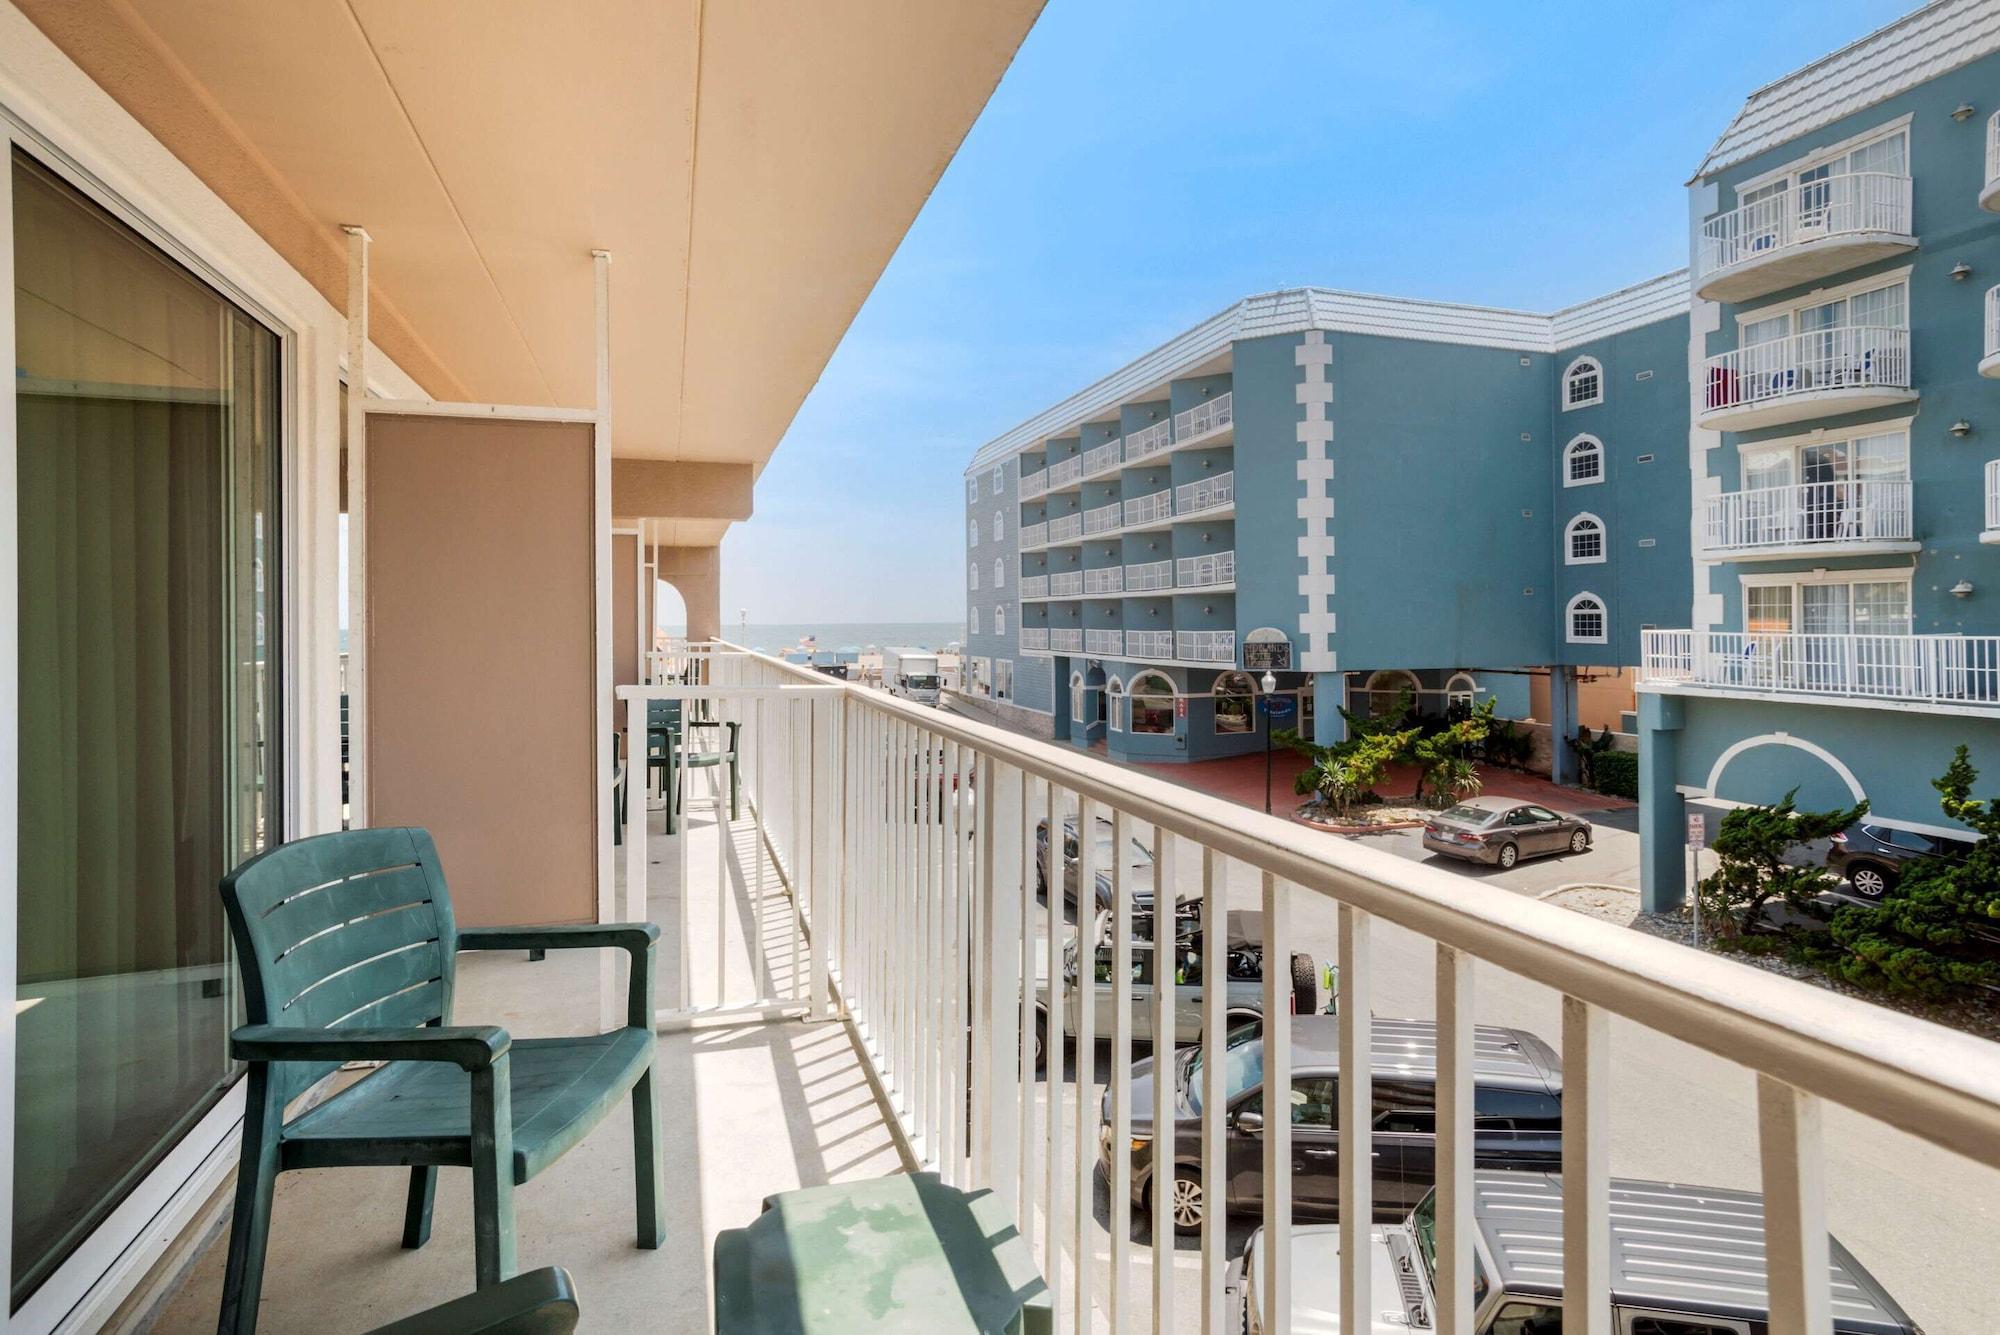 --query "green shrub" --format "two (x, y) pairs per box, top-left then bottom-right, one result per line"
(1697, 789), (1866, 937)
(1589, 749), (1639, 799)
